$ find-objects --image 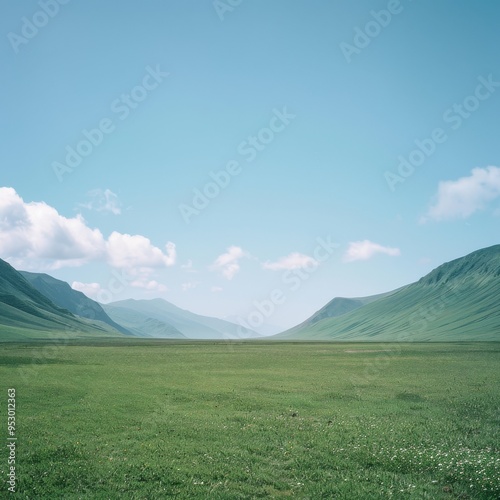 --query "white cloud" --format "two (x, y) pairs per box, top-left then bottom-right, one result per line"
(211, 286), (223, 293)
(0, 187), (106, 269)
(344, 240), (401, 262)
(125, 266), (168, 292)
(181, 281), (200, 292)
(73, 267), (167, 302)
(130, 278), (167, 292)
(210, 246), (246, 280)
(262, 252), (318, 271)
(0, 187), (176, 271)
(80, 188), (122, 215)
(181, 259), (196, 272)
(423, 166), (500, 222)
(71, 281), (103, 300)
(106, 232), (176, 269)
